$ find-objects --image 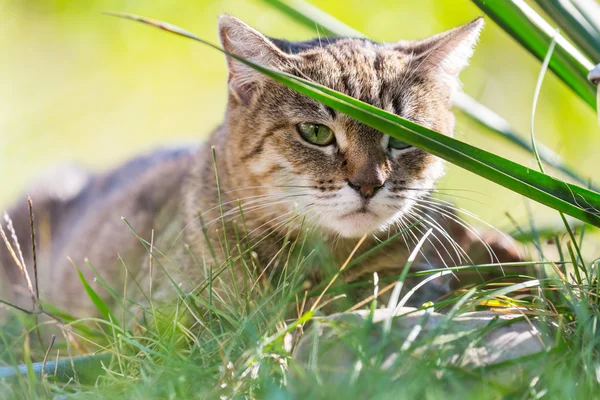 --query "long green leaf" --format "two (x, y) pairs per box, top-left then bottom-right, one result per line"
(572, 0), (600, 34)
(472, 0), (596, 109)
(454, 92), (597, 191)
(262, 0), (362, 37)
(72, 260), (119, 326)
(106, 13), (600, 228)
(261, 0), (597, 191)
(533, 0), (600, 62)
